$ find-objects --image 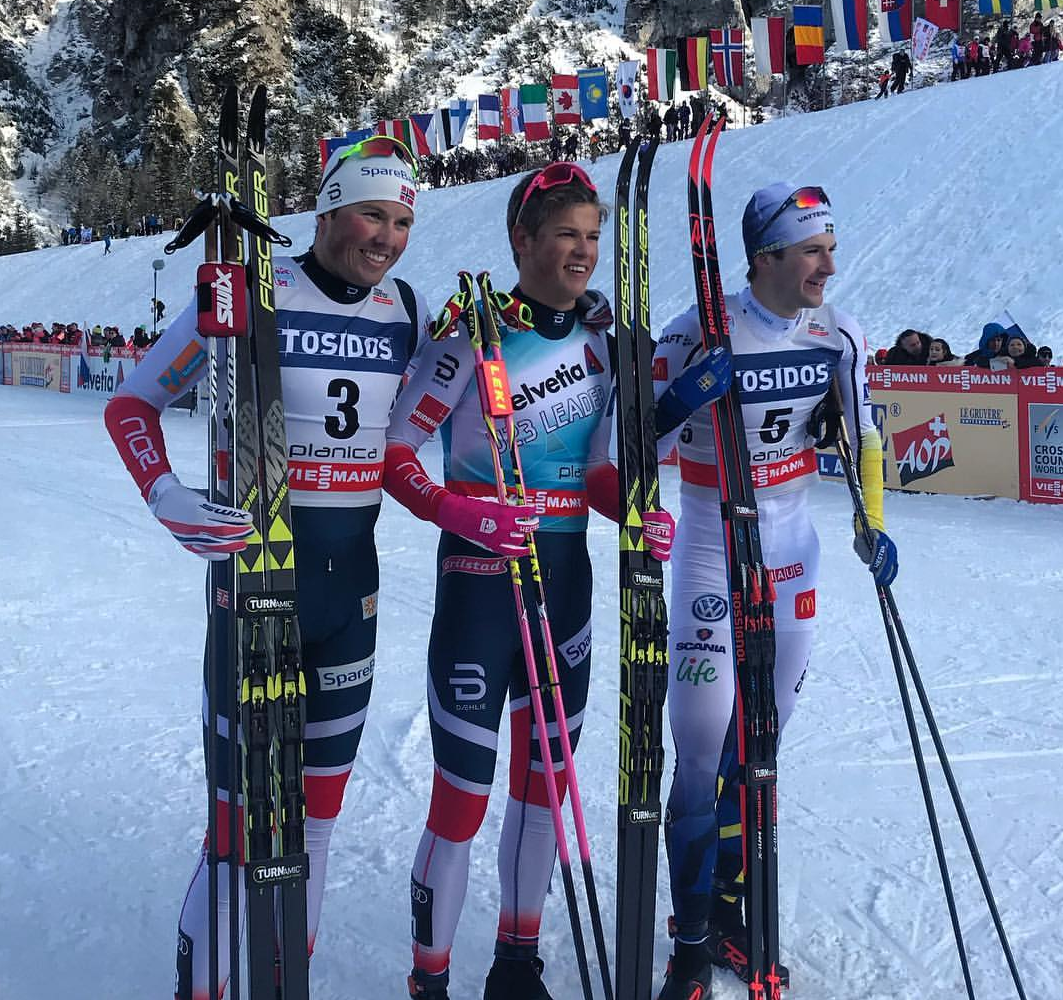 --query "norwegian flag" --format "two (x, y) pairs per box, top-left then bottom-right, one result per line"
(710, 28), (745, 88)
